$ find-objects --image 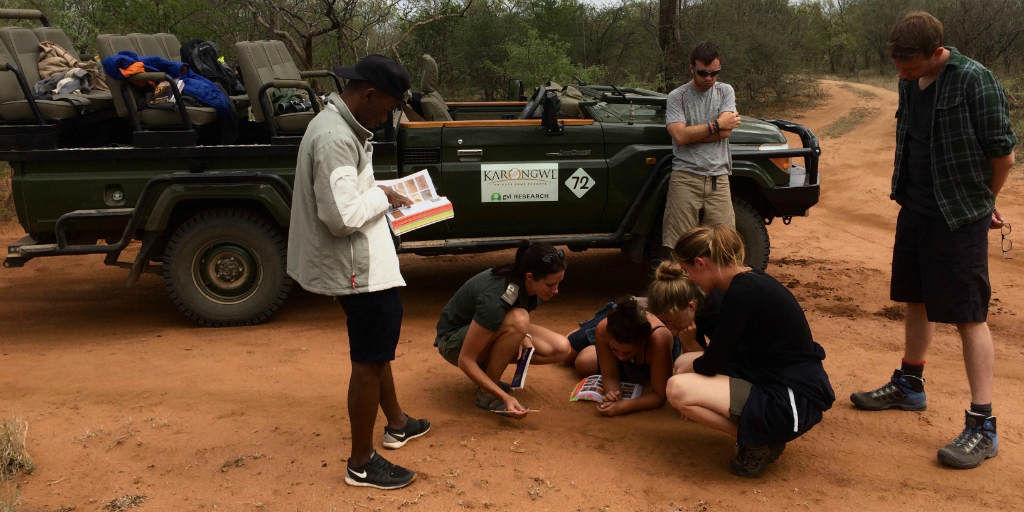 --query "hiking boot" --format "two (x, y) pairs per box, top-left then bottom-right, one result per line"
(728, 443), (786, 478)
(850, 369), (926, 411)
(345, 451), (415, 490)
(383, 415), (431, 449)
(937, 411), (998, 469)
